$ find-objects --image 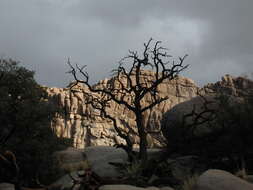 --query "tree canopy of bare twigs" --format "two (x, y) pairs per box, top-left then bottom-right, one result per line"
(68, 39), (188, 163)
